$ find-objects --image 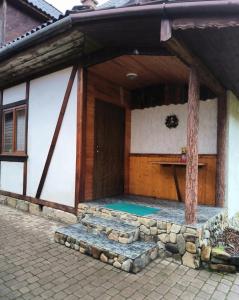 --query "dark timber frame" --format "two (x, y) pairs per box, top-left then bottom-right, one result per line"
(75, 67), (87, 209)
